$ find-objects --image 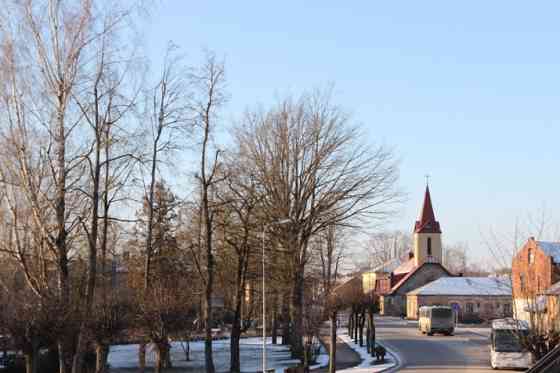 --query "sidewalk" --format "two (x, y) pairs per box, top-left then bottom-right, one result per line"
(316, 326), (398, 373)
(316, 333), (361, 372)
(337, 331), (399, 372)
